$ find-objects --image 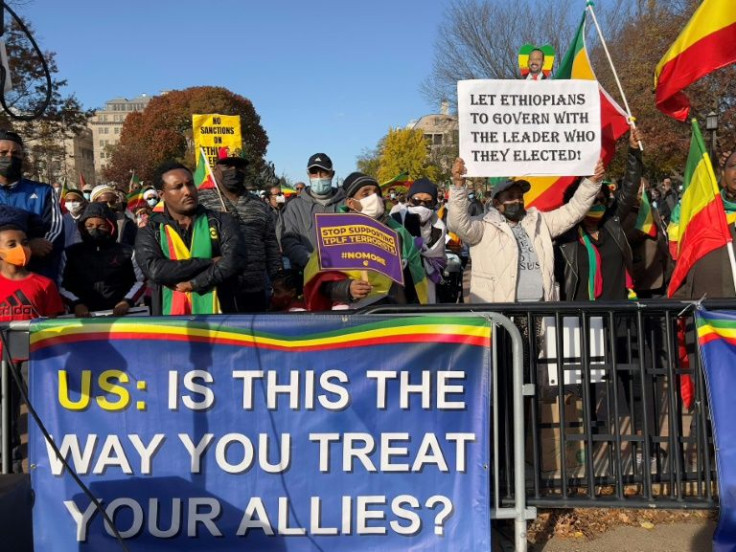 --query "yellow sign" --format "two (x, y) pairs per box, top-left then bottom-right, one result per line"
(192, 114), (243, 168)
